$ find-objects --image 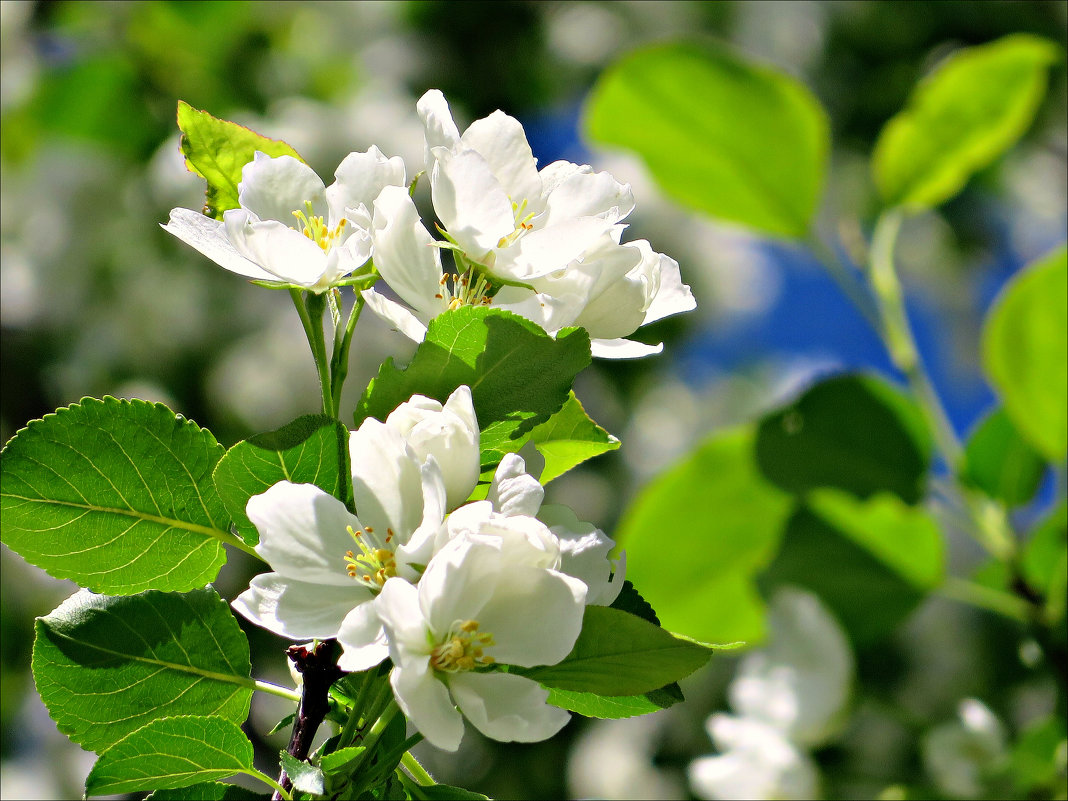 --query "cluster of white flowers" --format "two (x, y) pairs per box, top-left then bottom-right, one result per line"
(232, 386), (624, 751)
(163, 90), (695, 359)
(688, 588), (854, 800)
